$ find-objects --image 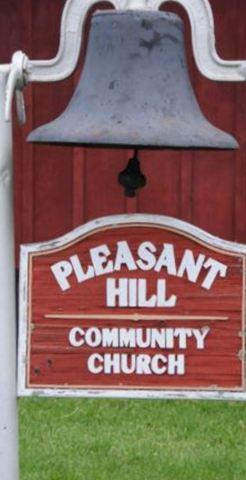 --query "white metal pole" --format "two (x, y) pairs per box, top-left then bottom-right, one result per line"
(0, 72), (19, 480)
